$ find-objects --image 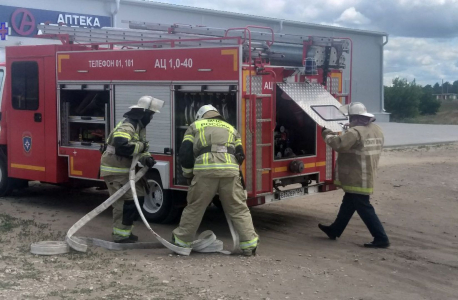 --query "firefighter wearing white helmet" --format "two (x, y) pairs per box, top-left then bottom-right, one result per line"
(172, 104), (259, 256)
(100, 96), (164, 243)
(318, 102), (390, 248)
